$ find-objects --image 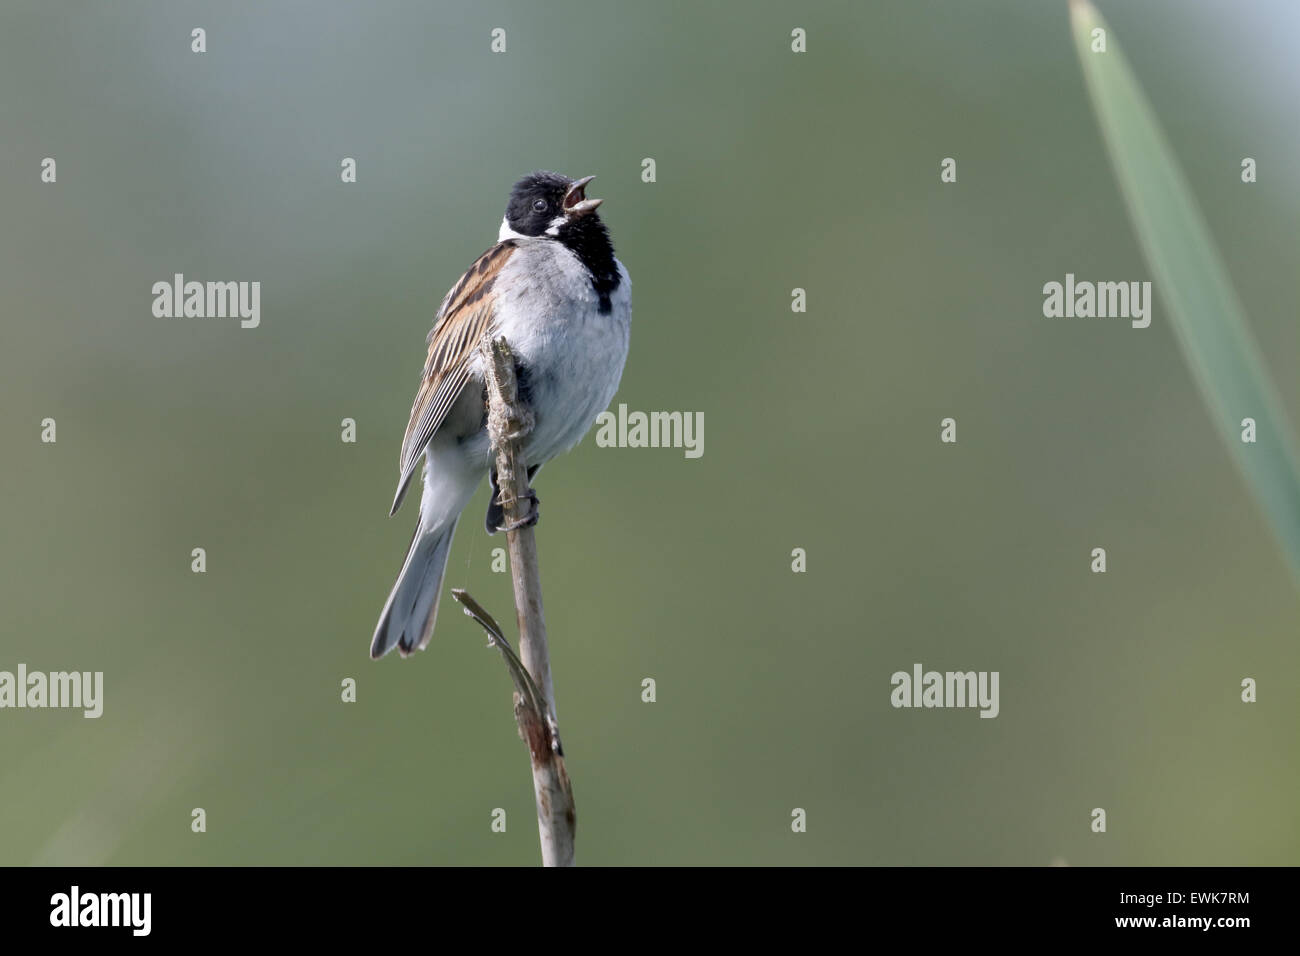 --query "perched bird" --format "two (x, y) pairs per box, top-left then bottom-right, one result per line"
(370, 171), (631, 659)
